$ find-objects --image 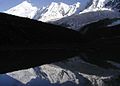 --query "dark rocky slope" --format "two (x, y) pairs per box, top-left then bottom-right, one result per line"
(0, 13), (120, 74)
